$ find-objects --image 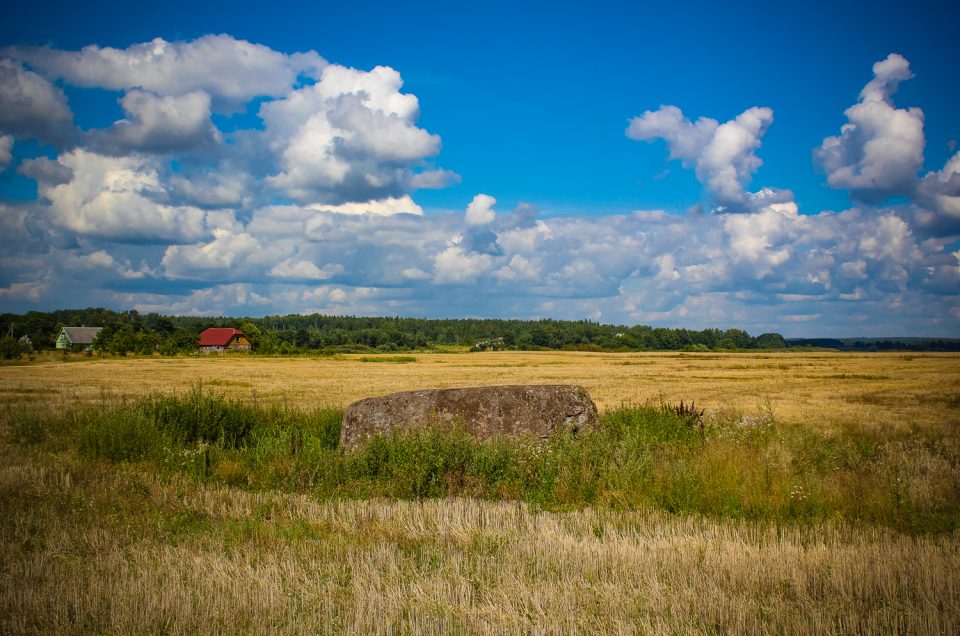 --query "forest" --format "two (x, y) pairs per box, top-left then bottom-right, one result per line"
(0, 307), (791, 356)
